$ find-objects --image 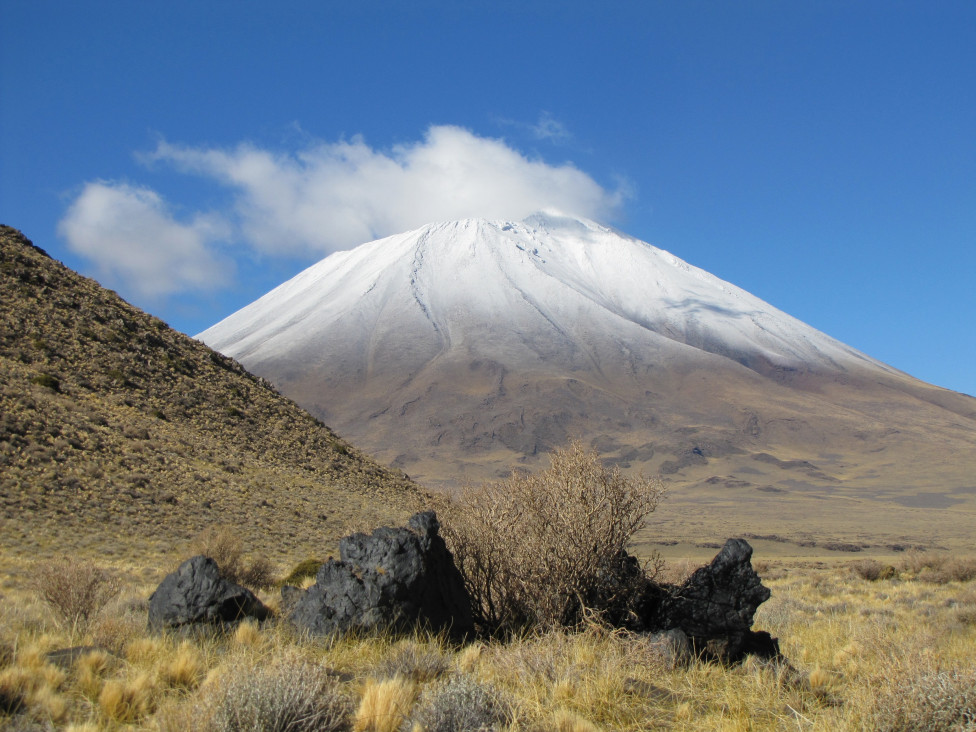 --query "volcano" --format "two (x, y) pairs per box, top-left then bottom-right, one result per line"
(198, 212), (976, 548)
